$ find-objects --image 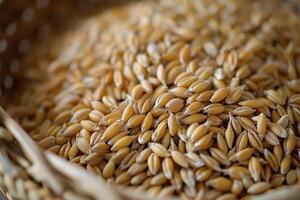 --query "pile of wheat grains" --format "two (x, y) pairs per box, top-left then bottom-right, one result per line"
(7, 0), (300, 199)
